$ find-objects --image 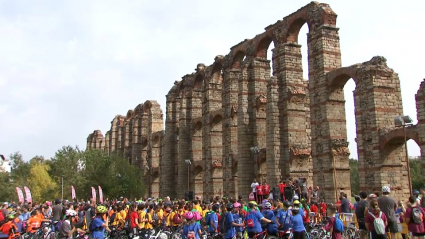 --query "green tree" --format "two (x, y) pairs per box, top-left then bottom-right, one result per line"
(410, 158), (424, 190)
(10, 152), (31, 187)
(49, 146), (86, 200)
(27, 161), (59, 202)
(0, 170), (15, 202)
(349, 158), (359, 195)
(82, 150), (145, 199)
